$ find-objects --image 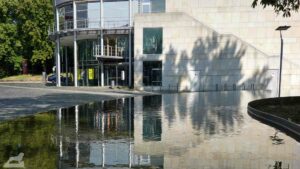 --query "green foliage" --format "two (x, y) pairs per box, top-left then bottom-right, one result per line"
(0, 0), (54, 77)
(0, 112), (58, 169)
(252, 0), (300, 17)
